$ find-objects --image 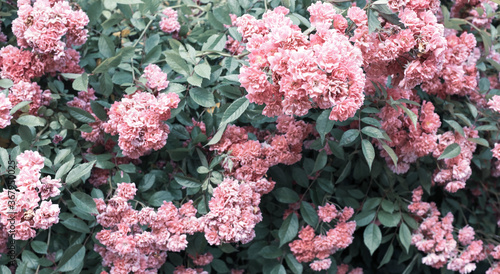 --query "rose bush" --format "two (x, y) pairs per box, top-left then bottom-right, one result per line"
(0, 0), (499, 273)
